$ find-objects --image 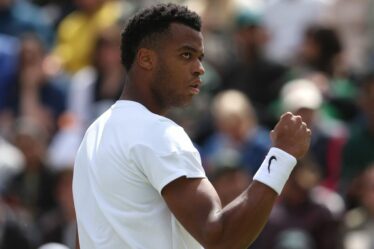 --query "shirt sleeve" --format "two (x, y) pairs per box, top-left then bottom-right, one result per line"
(130, 144), (206, 194)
